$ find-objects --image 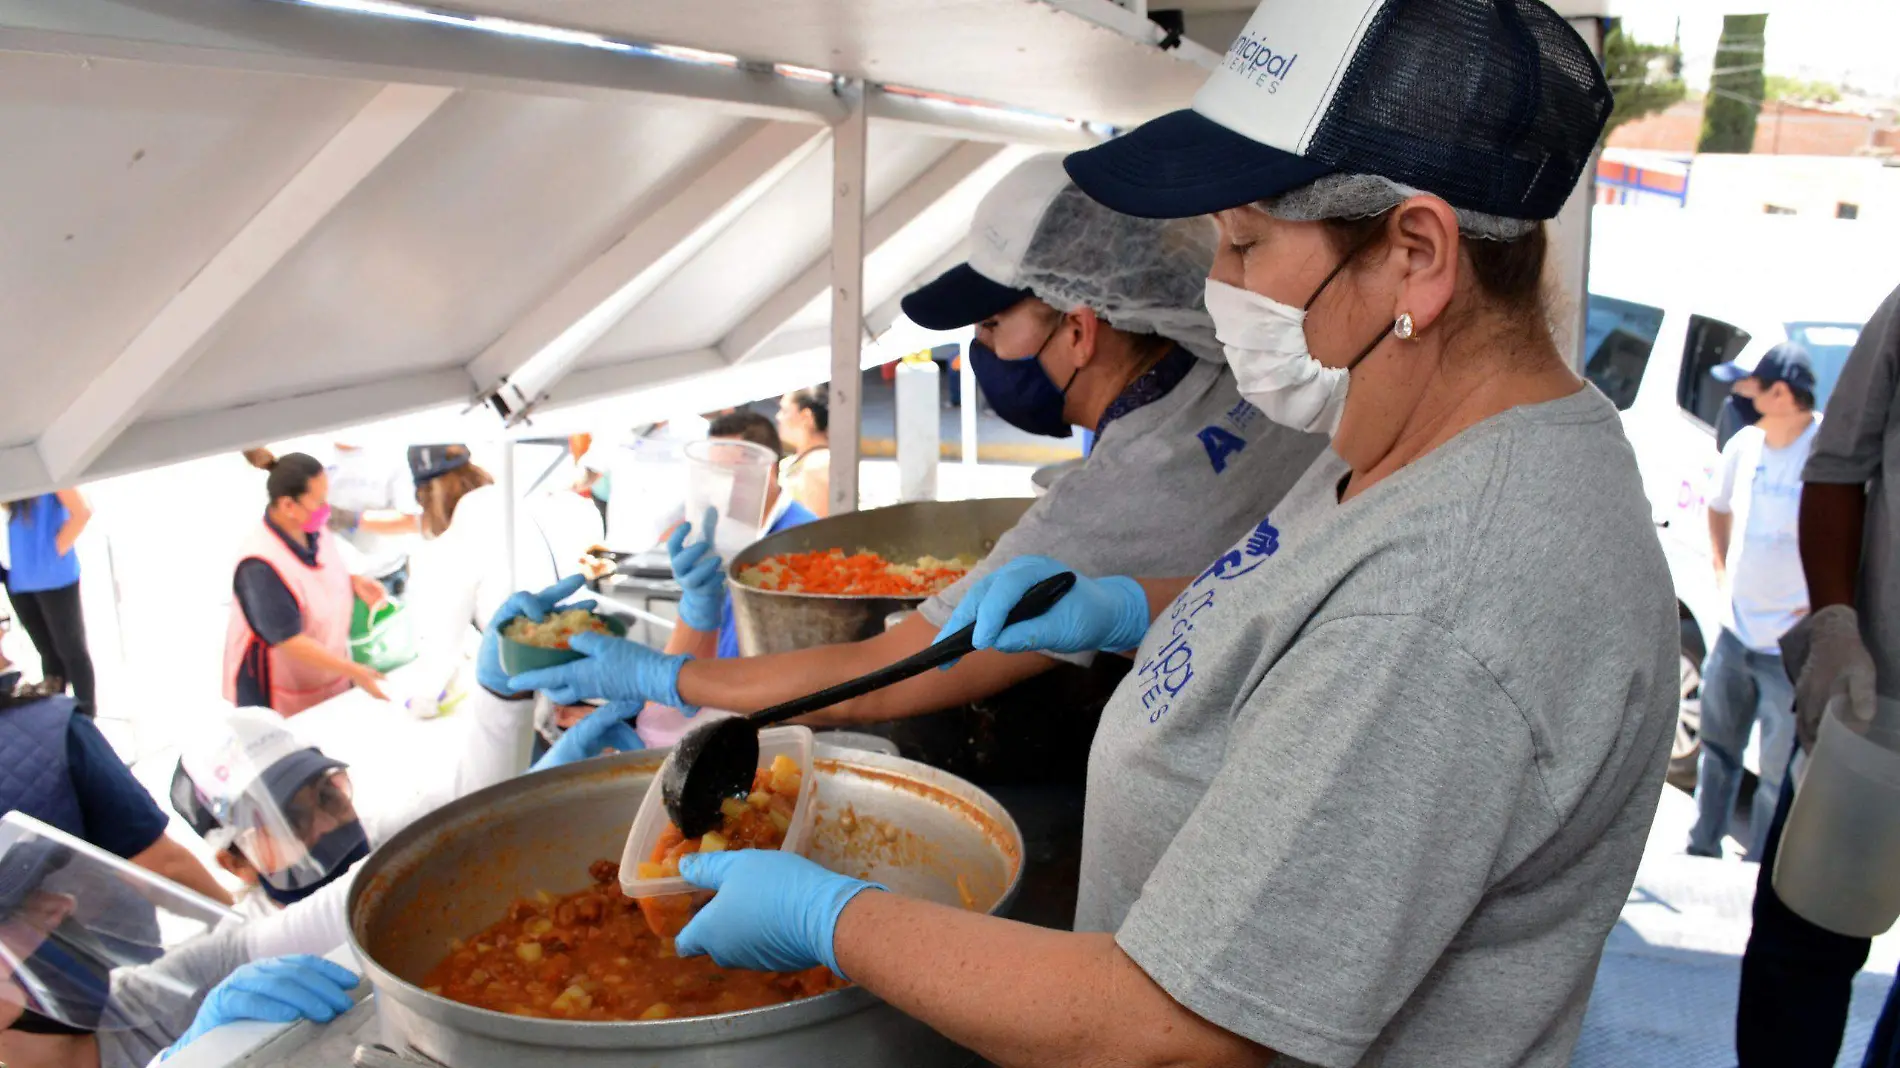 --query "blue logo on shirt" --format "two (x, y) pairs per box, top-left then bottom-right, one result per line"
(1198, 425), (1248, 474)
(1138, 587), (1216, 725)
(1195, 516), (1280, 584)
